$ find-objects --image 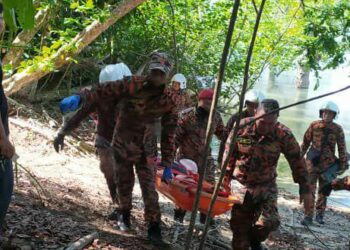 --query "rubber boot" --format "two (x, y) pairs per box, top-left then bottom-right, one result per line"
(301, 216), (313, 226)
(147, 221), (170, 248)
(107, 208), (119, 221)
(315, 213), (325, 225)
(116, 210), (131, 231)
(173, 208), (186, 223)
